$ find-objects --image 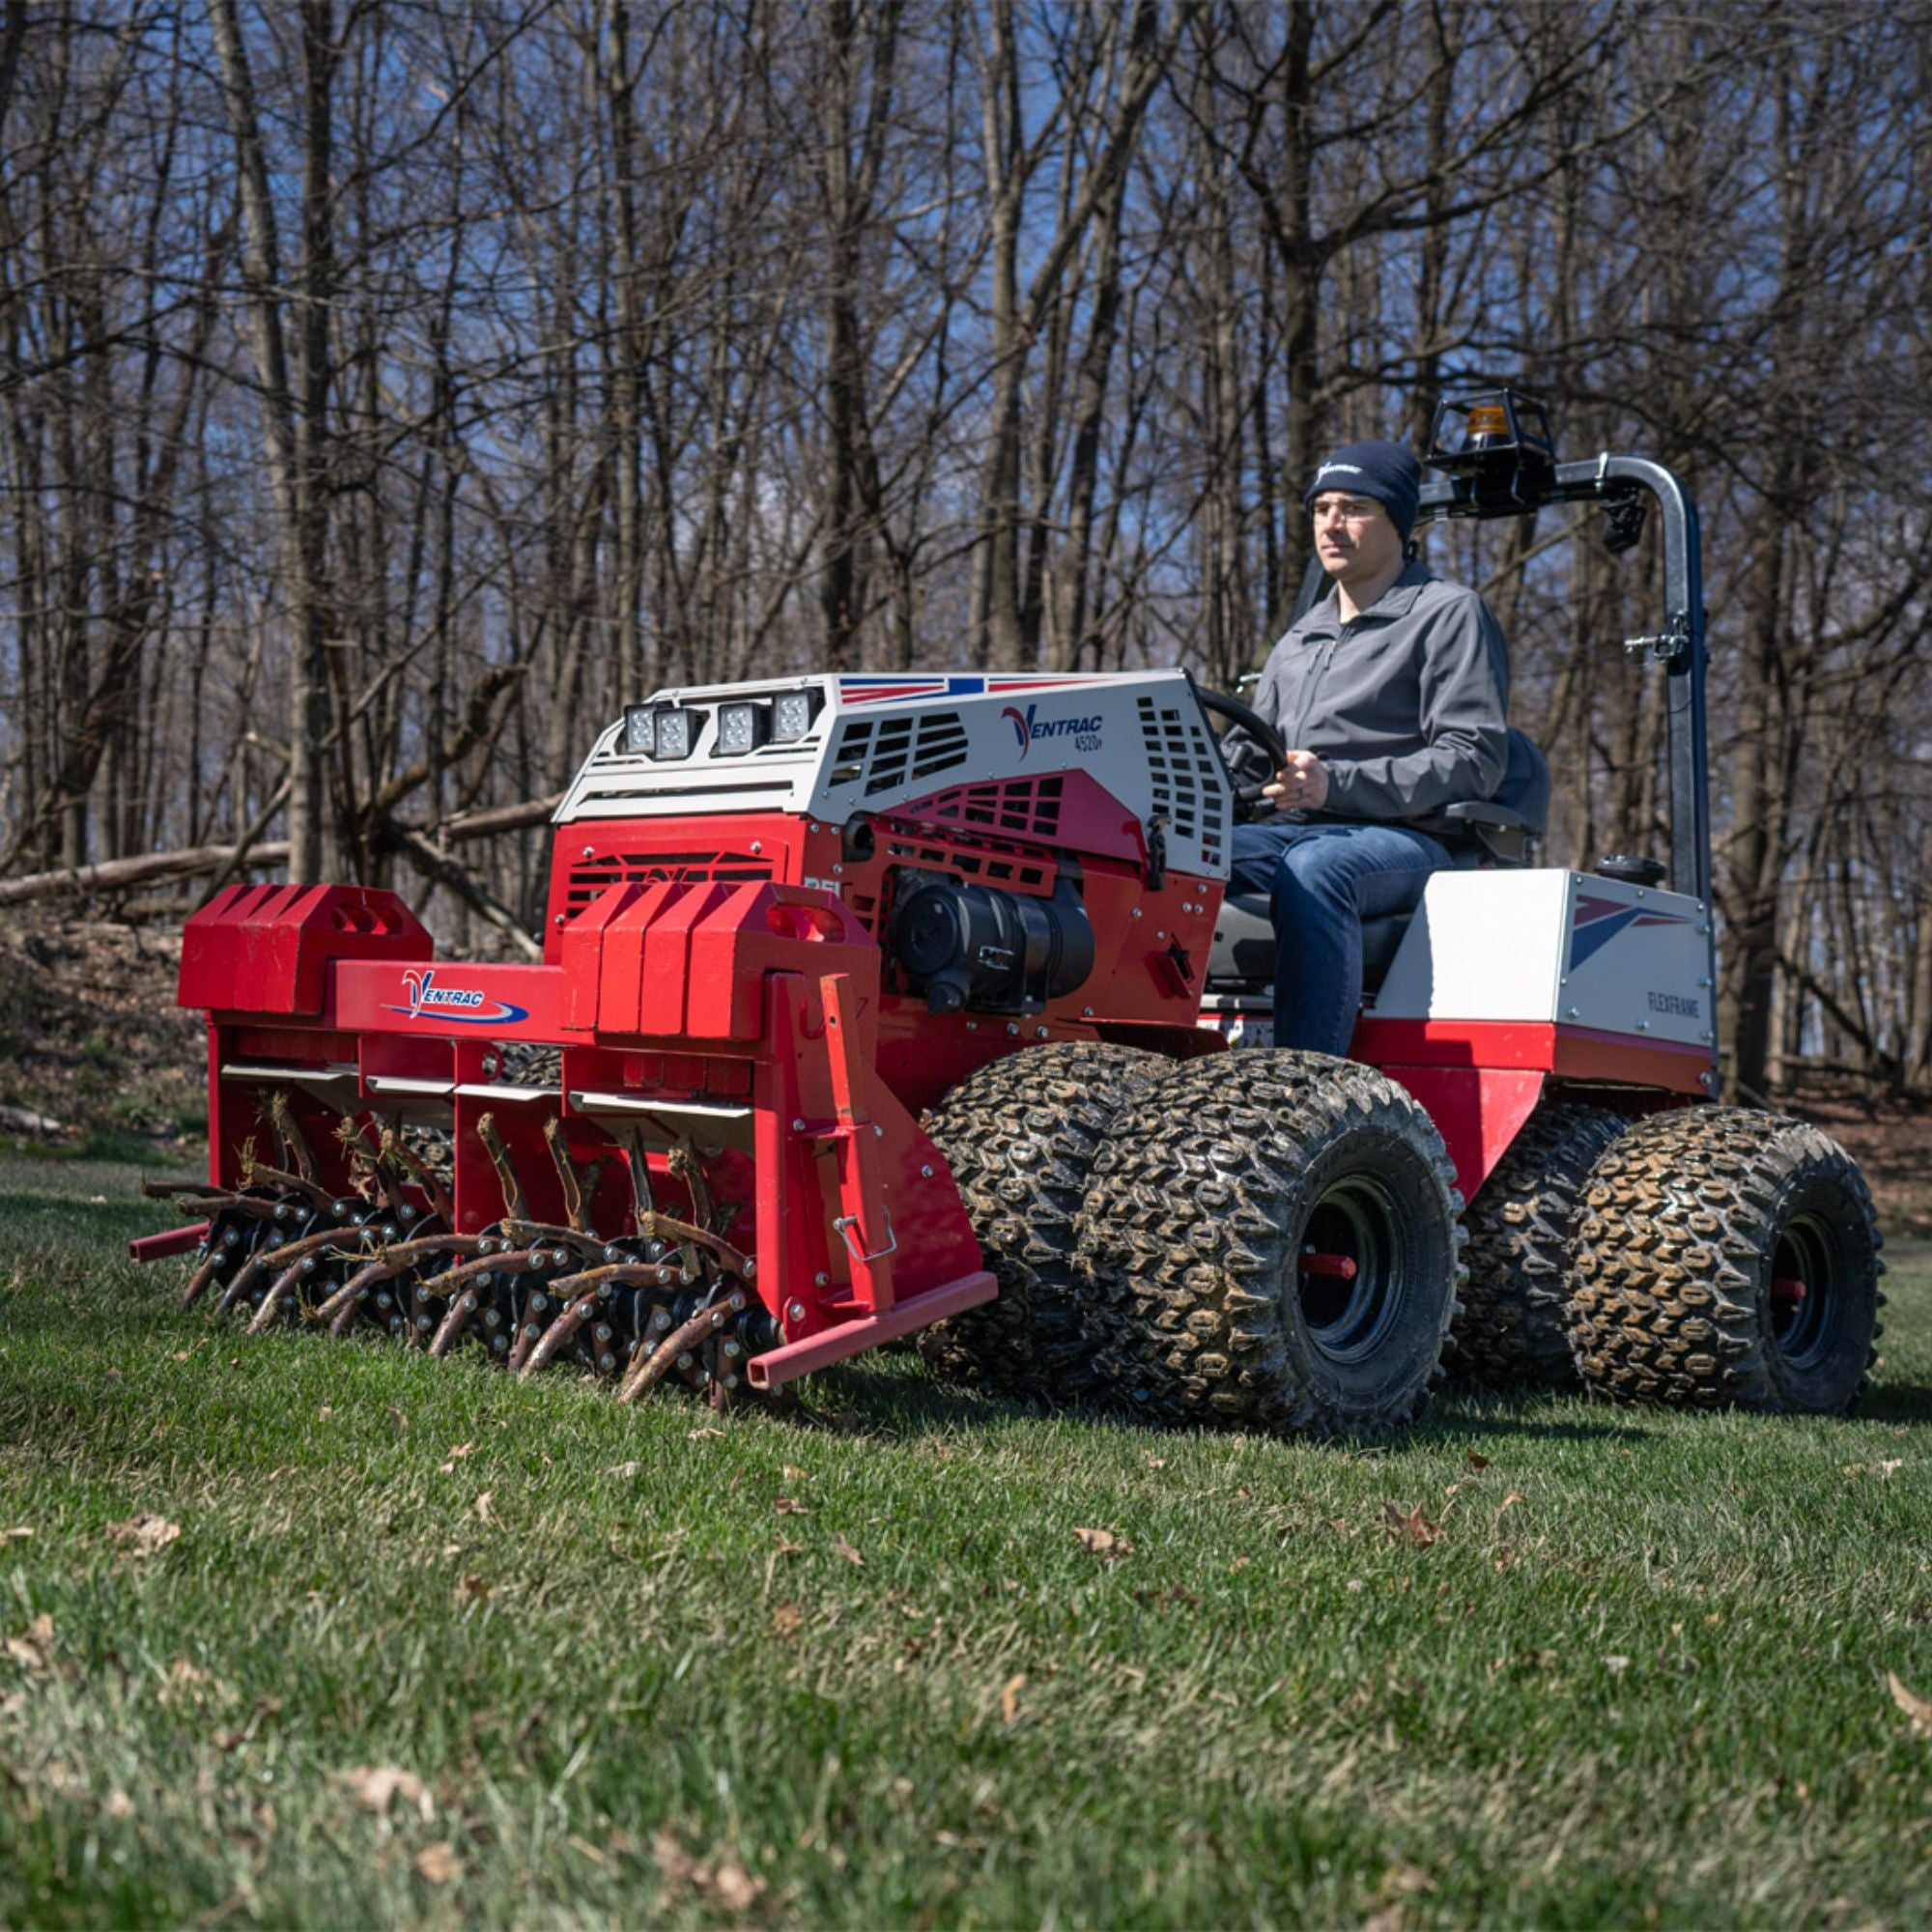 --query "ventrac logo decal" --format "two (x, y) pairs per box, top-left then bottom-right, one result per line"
(1001, 703), (1104, 758)
(1568, 893), (1692, 971)
(386, 968), (528, 1026)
